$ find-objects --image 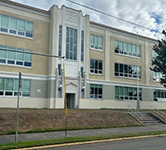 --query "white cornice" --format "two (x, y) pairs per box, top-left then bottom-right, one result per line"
(87, 79), (165, 90)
